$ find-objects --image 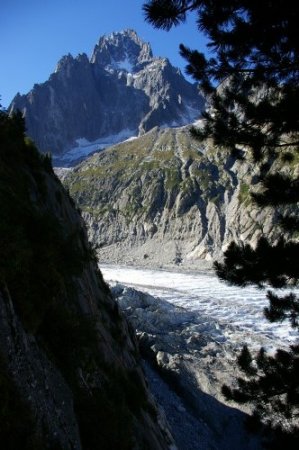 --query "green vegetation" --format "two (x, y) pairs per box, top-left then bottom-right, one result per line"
(64, 125), (238, 230)
(164, 168), (181, 190)
(180, 176), (195, 194)
(238, 182), (251, 204)
(197, 168), (211, 191)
